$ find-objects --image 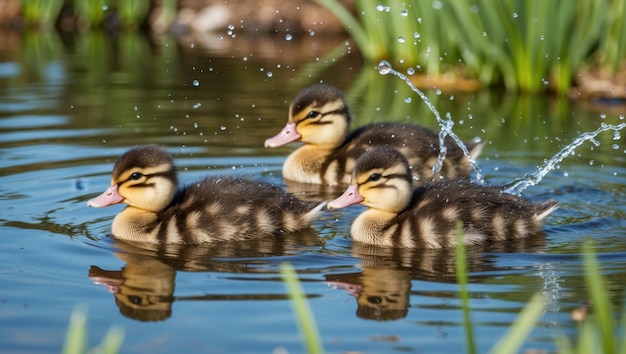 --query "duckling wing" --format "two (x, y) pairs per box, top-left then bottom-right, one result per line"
(160, 177), (323, 242)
